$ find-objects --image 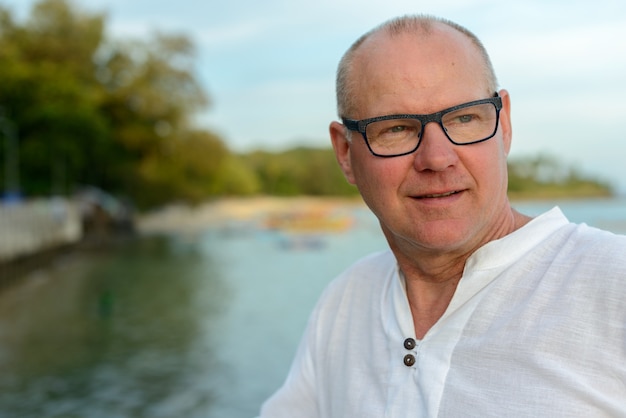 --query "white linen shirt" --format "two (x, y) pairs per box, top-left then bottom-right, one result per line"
(259, 208), (626, 417)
